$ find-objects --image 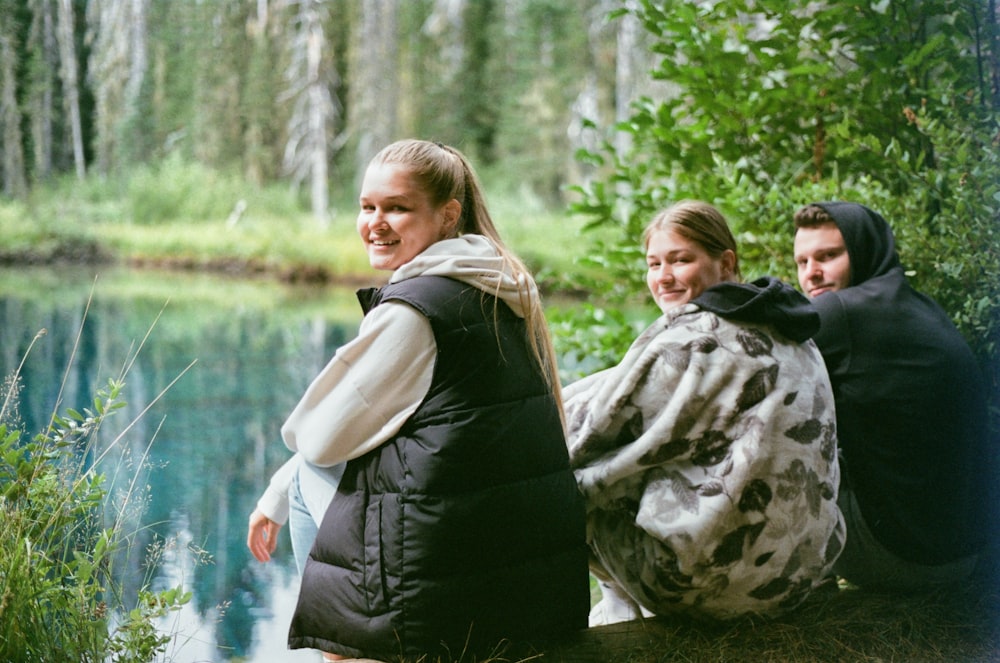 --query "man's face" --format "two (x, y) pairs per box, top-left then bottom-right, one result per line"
(794, 223), (852, 297)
